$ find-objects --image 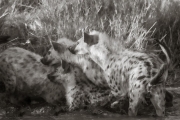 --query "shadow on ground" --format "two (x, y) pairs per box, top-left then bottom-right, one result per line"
(0, 86), (180, 120)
